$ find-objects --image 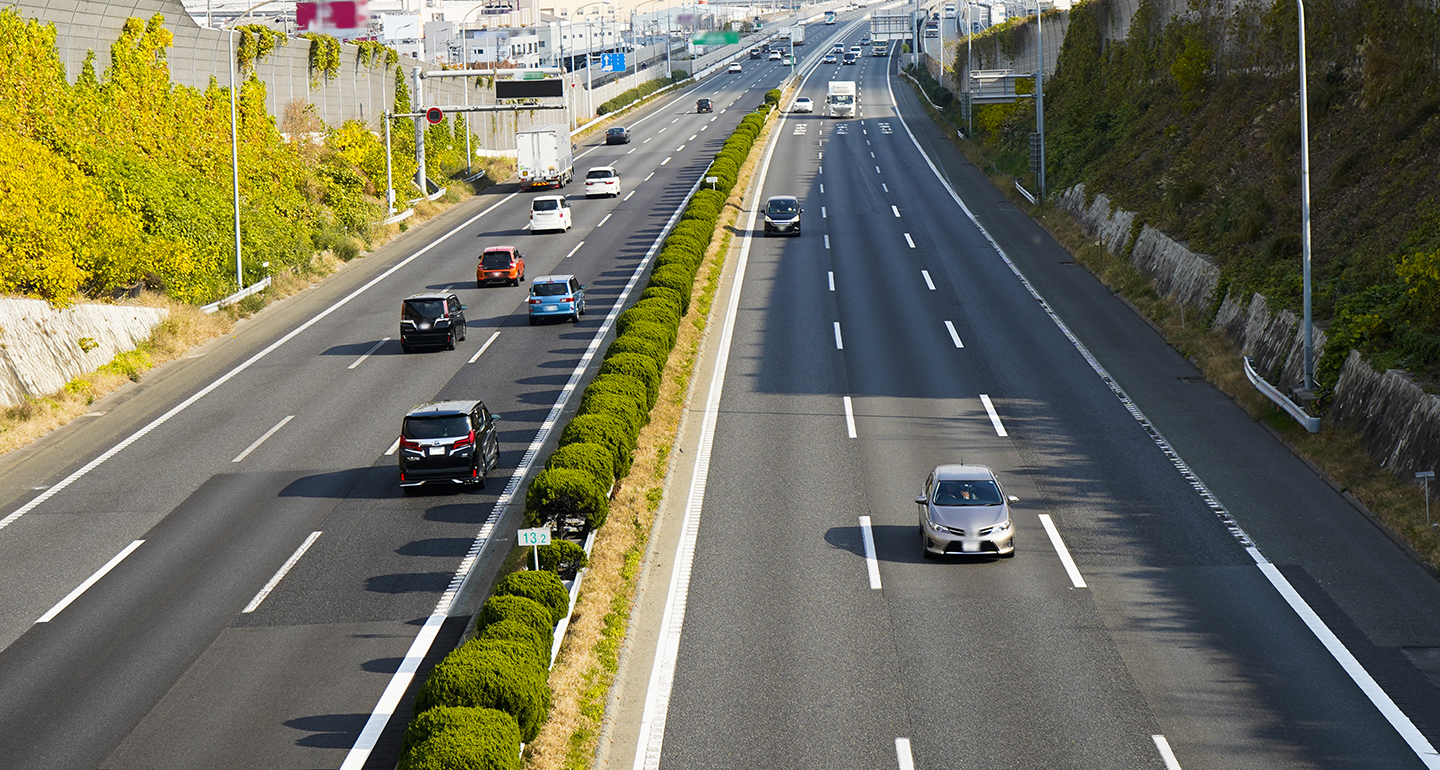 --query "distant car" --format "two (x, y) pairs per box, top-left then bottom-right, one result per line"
(400, 293), (467, 352)
(530, 195), (572, 233)
(849, 46), (862, 56)
(398, 400), (501, 491)
(697, 98), (713, 113)
(768, 50), (782, 61)
(585, 166), (621, 198)
(793, 97), (814, 113)
(749, 47), (762, 59)
(605, 126), (630, 144)
(762, 195), (802, 236)
(859, 35), (871, 44)
(728, 61), (743, 73)
(477, 246), (524, 287)
(823, 53), (837, 64)
(872, 44), (888, 56)
(832, 43), (844, 53)
(842, 52), (858, 65)
(916, 464), (1018, 558)
(528, 275), (586, 324)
